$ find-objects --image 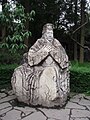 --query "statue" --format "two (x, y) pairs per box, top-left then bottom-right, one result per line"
(11, 23), (70, 108)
